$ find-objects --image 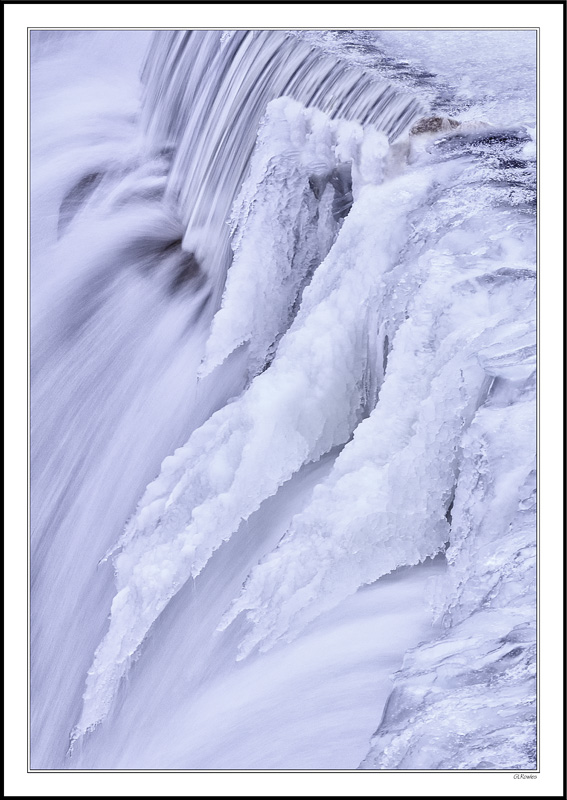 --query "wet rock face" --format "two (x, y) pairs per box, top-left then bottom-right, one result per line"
(309, 163), (354, 223)
(410, 115), (460, 135)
